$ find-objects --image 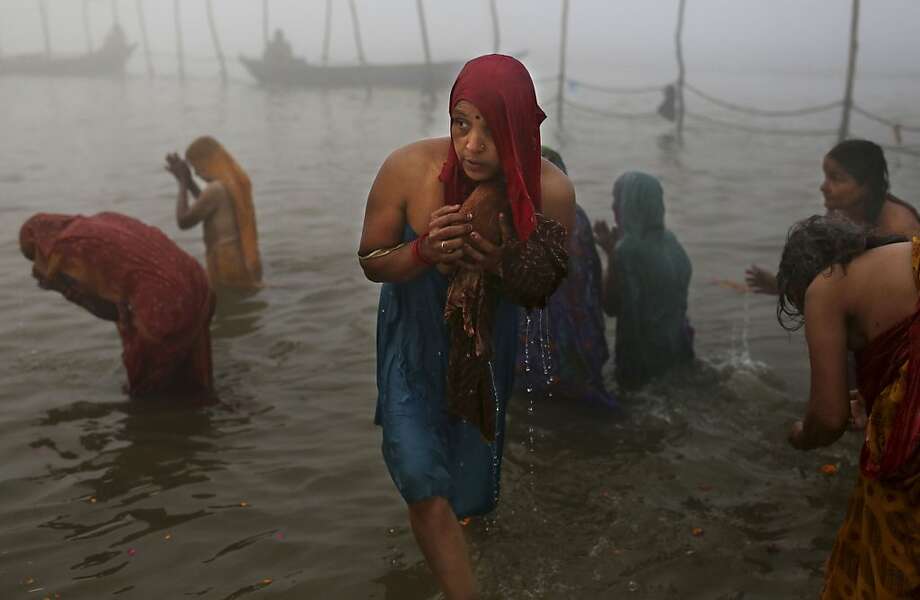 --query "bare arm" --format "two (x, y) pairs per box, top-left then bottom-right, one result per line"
(176, 181), (221, 230)
(358, 148), (468, 283)
(789, 271), (851, 450)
